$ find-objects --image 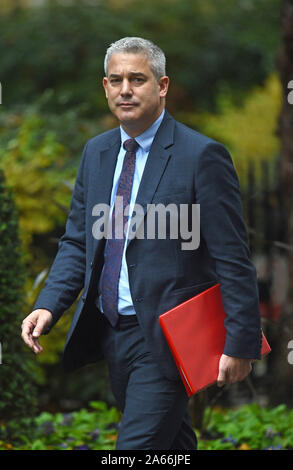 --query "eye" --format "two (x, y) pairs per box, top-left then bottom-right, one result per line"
(132, 77), (145, 85)
(110, 77), (121, 85)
